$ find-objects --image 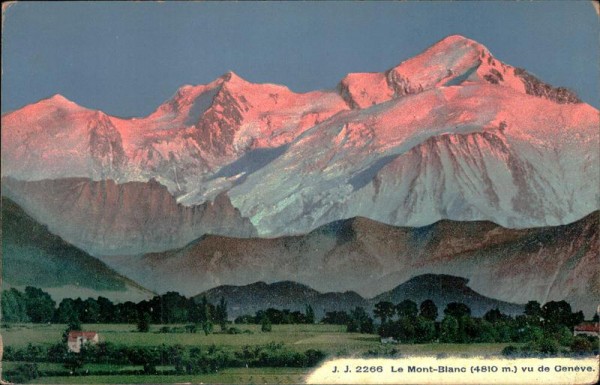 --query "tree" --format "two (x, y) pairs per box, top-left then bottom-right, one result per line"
(4, 363), (39, 384)
(414, 316), (437, 343)
(62, 315), (83, 343)
(202, 320), (214, 335)
(537, 337), (560, 355)
(234, 314), (256, 324)
(305, 305), (315, 324)
(419, 300), (438, 321)
(347, 307), (374, 334)
(128, 347), (159, 374)
(68, 316), (82, 331)
(525, 300), (542, 317)
(483, 308), (507, 324)
(63, 352), (84, 373)
(524, 300), (542, 325)
(137, 312), (151, 333)
(96, 296), (115, 323)
(261, 316), (272, 332)
(117, 301), (138, 324)
(199, 296), (213, 335)
(443, 302), (471, 319)
(24, 286), (56, 323)
(520, 325), (544, 343)
(215, 297), (228, 330)
(374, 301), (395, 324)
(440, 316), (459, 343)
(1, 288), (29, 322)
(81, 298), (101, 323)
(143, 292), (189, 324)
(290, 310), (306, 324)
(570, 336), (594, 354)
(395, 316), (416, 343)
(461, 316), (482, 343)
(541, 301), (579, 332)
(396, 300), (418, 318)
(321, 311), (351, 325)
(265, 308), (288, 324)
(55, 298), (79, 324)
